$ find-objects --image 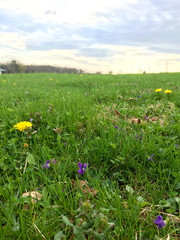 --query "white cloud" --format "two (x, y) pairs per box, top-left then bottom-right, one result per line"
(0, 0), (180, 73)
(0, 32), (26, 50)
